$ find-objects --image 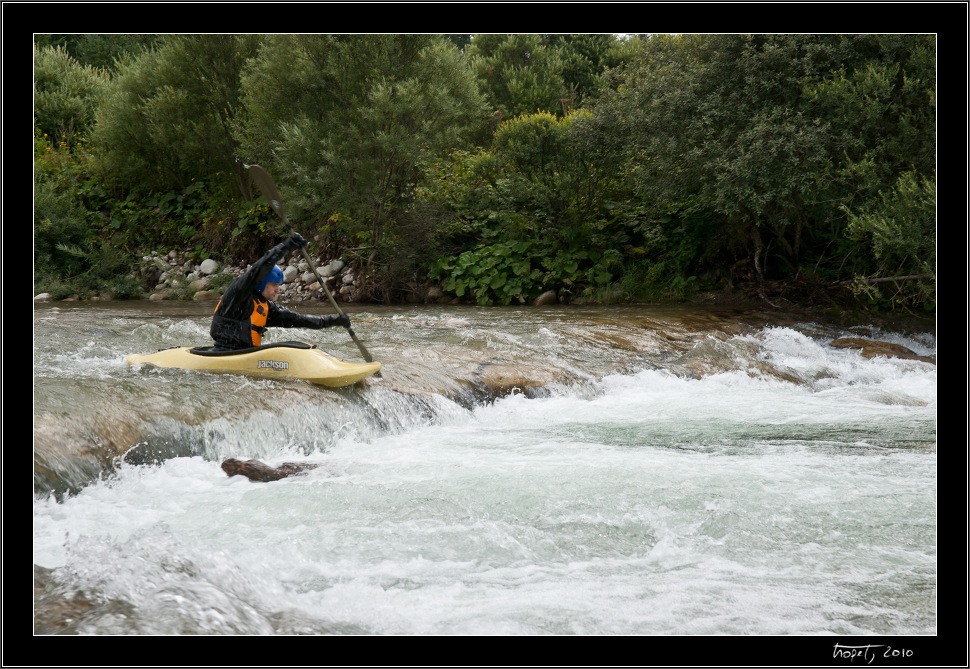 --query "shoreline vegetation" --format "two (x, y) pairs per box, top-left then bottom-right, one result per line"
(32, 241), (935, 338)
(34, 35), (936, 333)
